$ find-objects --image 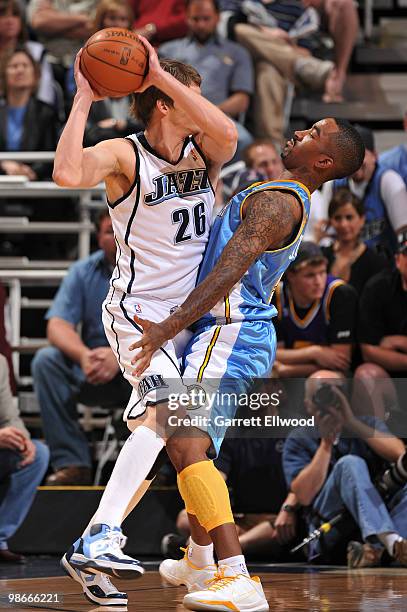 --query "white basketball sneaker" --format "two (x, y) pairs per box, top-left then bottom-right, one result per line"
(69, 524), (144, 579)
(183, 564), (269, 611)
(61, 551), (128, 606)
(159, 546), (217, 593)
